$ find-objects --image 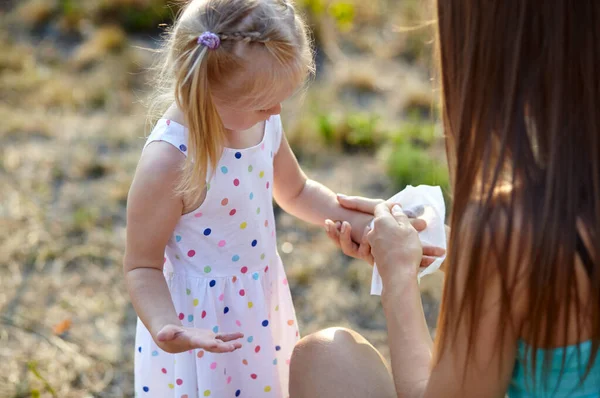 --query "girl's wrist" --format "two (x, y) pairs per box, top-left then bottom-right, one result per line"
(150, 316), (182, 338)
